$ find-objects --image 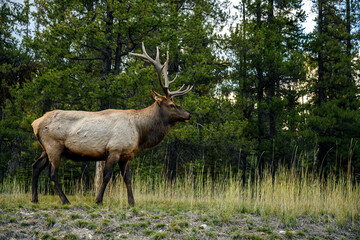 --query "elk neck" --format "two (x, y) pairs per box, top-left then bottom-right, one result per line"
(133, 102), (173, 151)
